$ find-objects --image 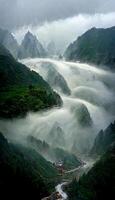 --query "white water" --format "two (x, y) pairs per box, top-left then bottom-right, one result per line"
(0, 58), (115, 153)
(56, 182), (68, 200)
(55, 160), (94, 200)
